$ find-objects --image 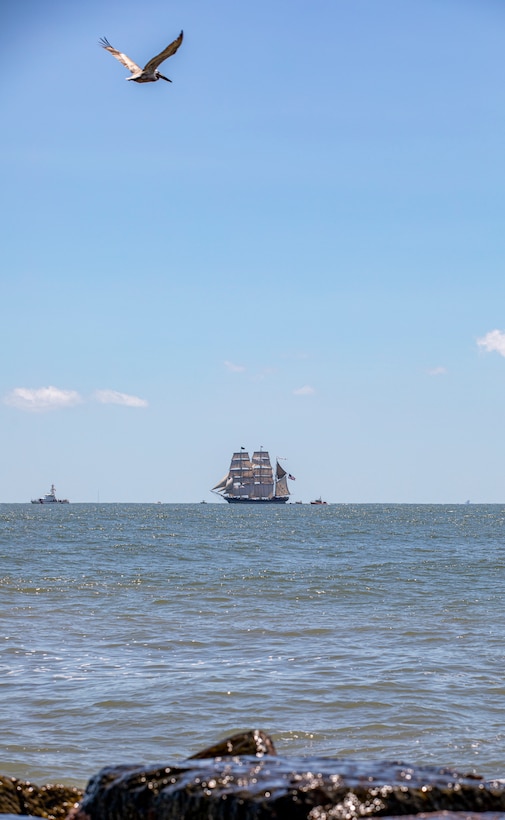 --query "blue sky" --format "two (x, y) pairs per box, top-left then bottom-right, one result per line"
(2, 0), (505, 503)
